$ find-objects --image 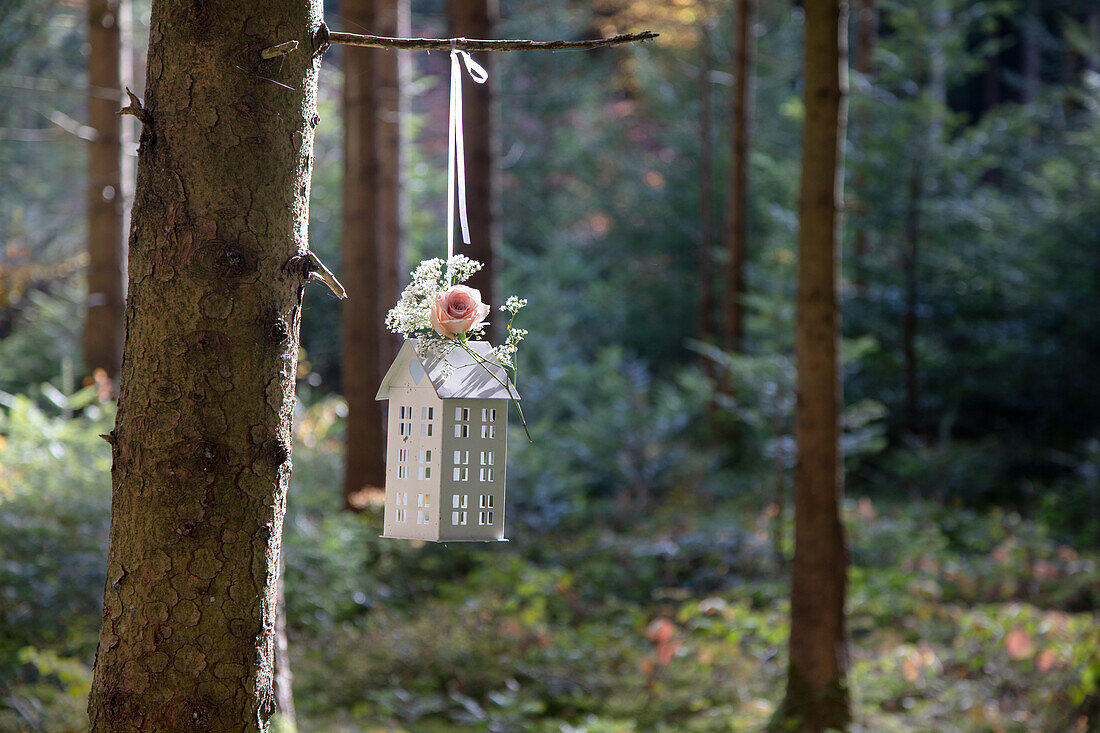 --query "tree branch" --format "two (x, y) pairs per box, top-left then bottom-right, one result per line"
(324, 28), (659, 52)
